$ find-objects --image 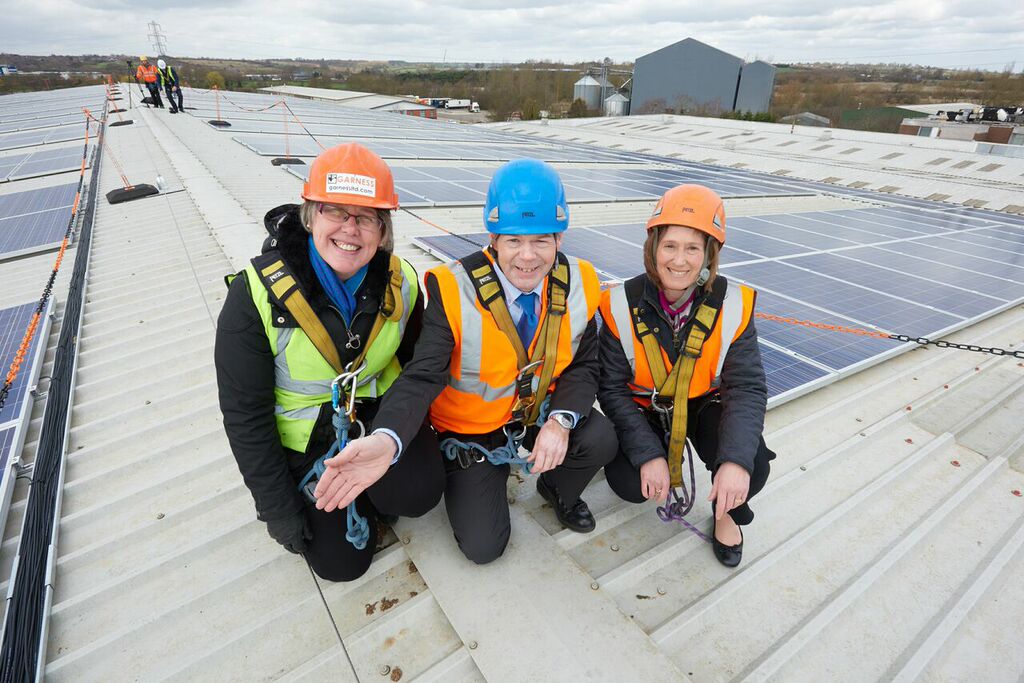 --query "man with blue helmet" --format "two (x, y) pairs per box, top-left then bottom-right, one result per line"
(314, 159), (618, 563)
